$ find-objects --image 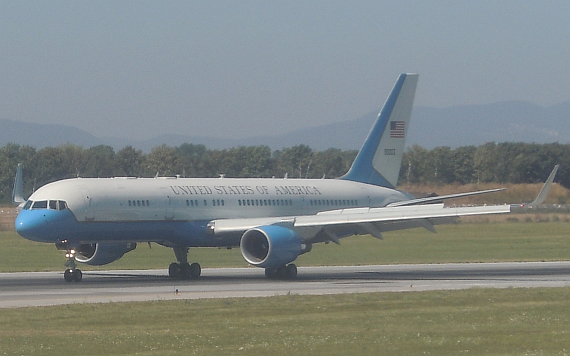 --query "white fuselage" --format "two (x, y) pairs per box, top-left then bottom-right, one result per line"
(26, 176), (410, 223)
